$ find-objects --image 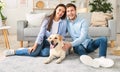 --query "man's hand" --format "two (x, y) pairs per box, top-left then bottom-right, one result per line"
(63, 42), (72, 51)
